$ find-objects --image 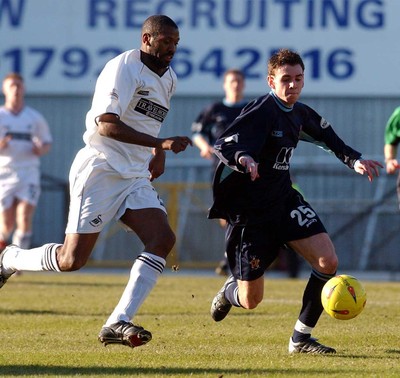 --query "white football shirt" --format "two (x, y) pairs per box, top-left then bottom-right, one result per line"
(0, 106), (52, 171)
(84, 49), (177, 178)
